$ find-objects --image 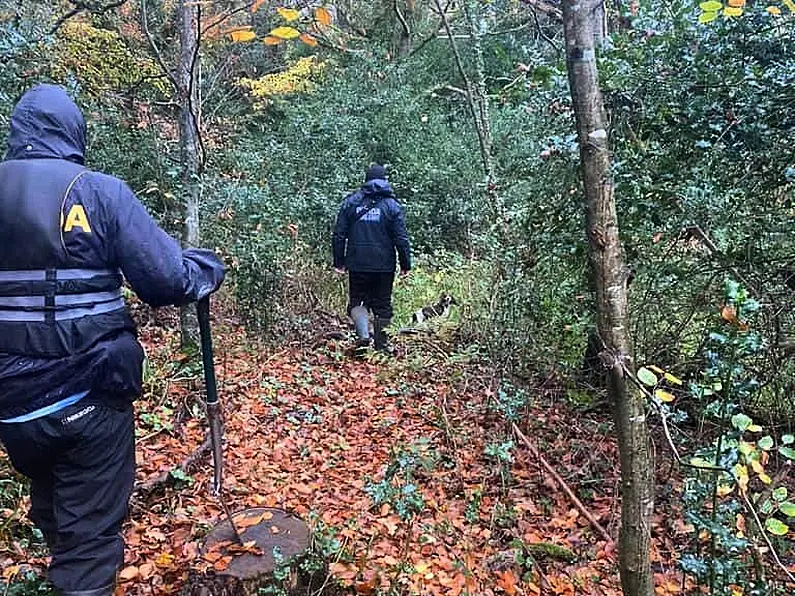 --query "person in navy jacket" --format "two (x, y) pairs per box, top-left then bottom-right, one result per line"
(0, 84), (225, 595)
(332, 164), (411, 352)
